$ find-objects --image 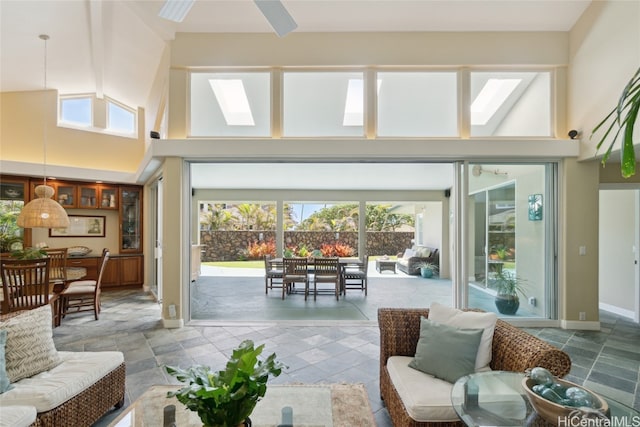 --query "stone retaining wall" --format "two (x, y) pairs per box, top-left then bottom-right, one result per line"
(199, 231), (414, 261)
